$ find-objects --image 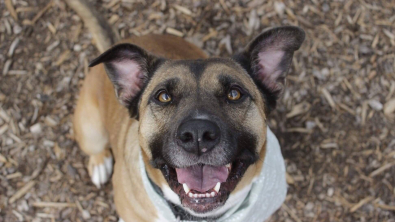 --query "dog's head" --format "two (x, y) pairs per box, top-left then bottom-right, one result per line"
(90, 27), (304, 216)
